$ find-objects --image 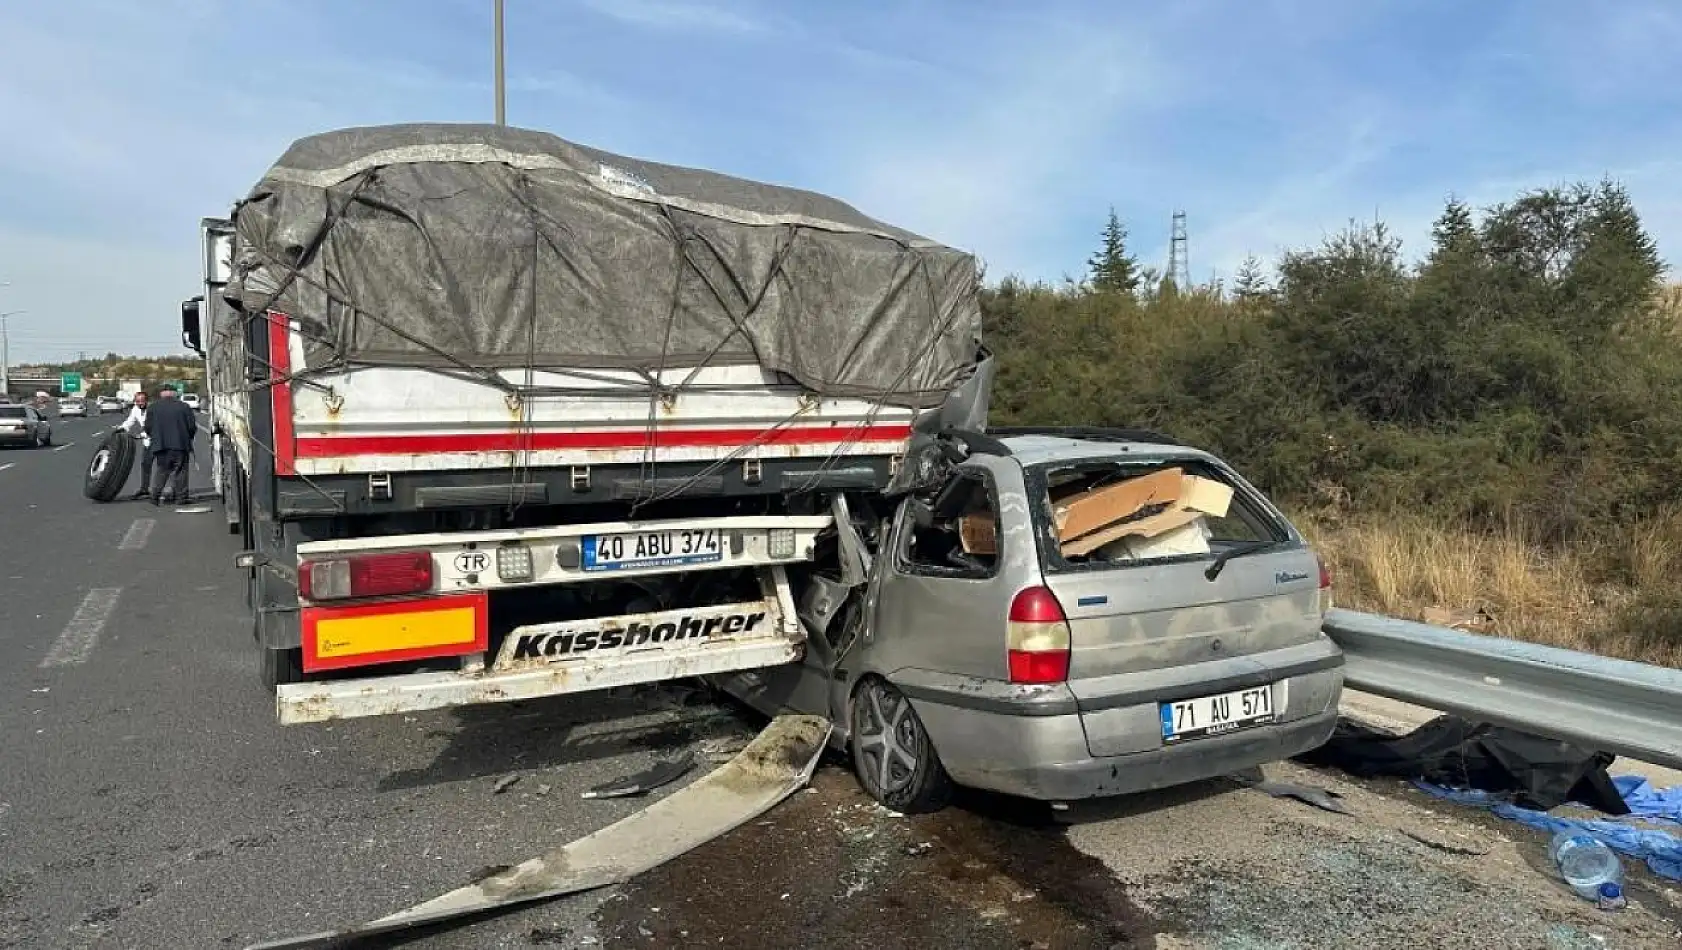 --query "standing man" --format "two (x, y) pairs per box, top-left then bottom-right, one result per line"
(143, 386), (197, 507)
(120, 390), (153, 499)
